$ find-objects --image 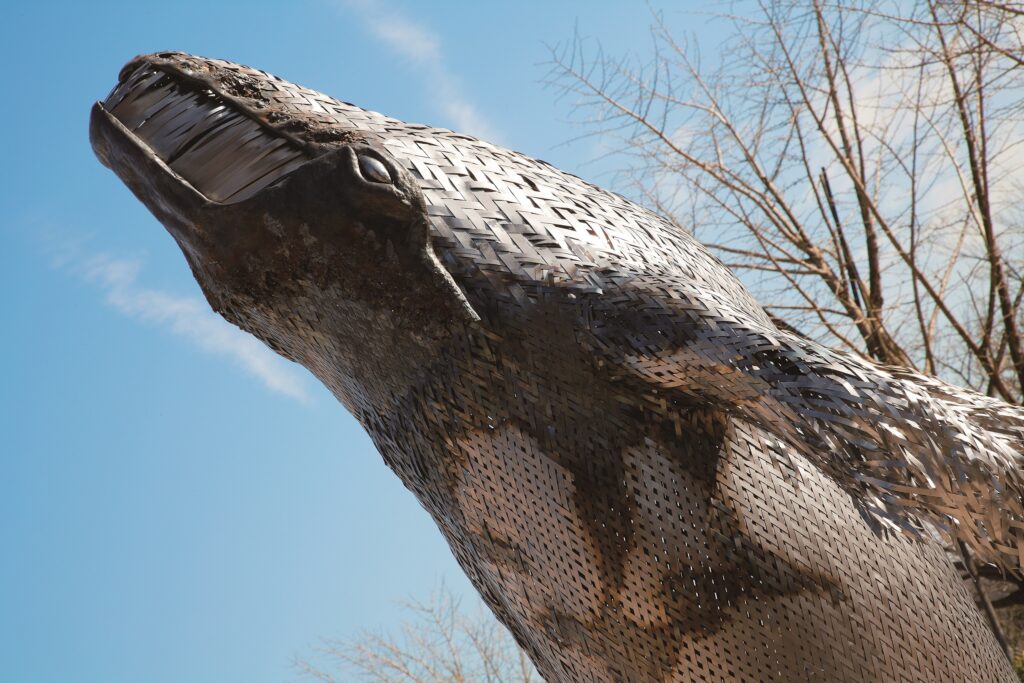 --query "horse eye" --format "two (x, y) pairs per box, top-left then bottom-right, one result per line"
(358, 154), (392, 184)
